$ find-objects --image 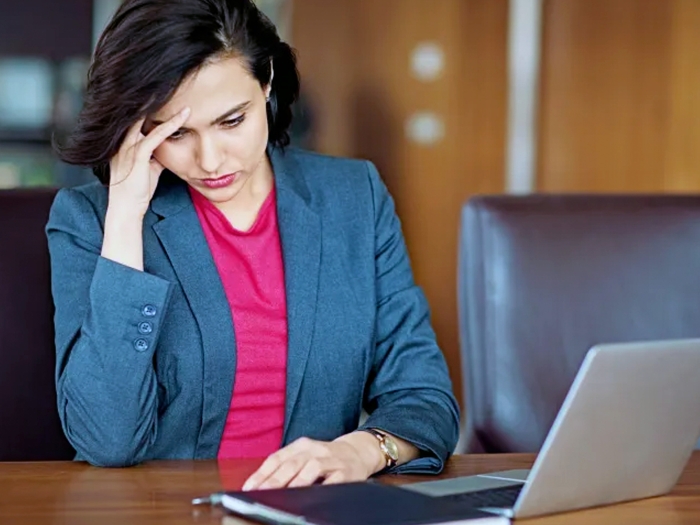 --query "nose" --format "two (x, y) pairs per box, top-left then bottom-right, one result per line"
(196, 134), (225, 175)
